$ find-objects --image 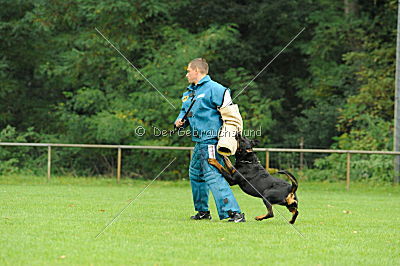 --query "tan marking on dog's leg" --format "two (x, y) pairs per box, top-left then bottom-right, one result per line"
(222, 156), (236, 174)
(286, 193), (297, 205)
(208, 158), (232, 176)
(263, 205), (274, 220)
(208, 158), (224, 171)
(255, 214), (267, 221)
